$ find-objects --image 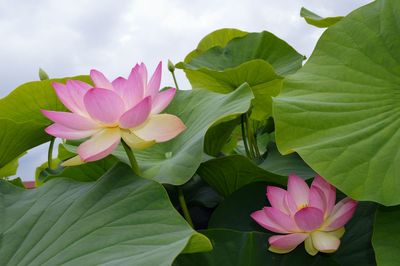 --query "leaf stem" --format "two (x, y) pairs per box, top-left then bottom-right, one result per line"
(121, 139), (141, 176)
(48, 137), (55, 169)
(178, 186), (194, 228)
(241, 114), (251, 158)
